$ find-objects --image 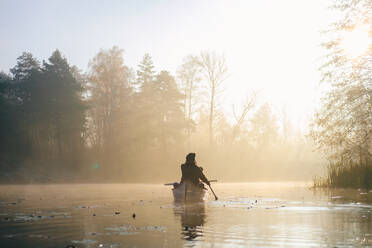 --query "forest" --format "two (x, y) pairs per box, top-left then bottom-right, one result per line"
(0, 48), (322, 183)
(0, 0), (370, 187)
